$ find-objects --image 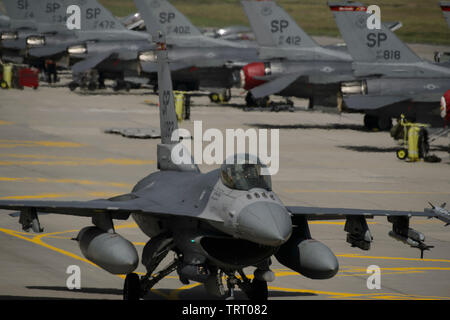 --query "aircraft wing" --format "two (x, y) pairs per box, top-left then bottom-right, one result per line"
(0, 199), (138, 219)
(72, 52), (113, 74)
(343, 95), (410, 110)
(0, 191), (223, 233)
(250, 73), (301, 98)
(287, 204), (440, 257)
(286, 206), (436, 220)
